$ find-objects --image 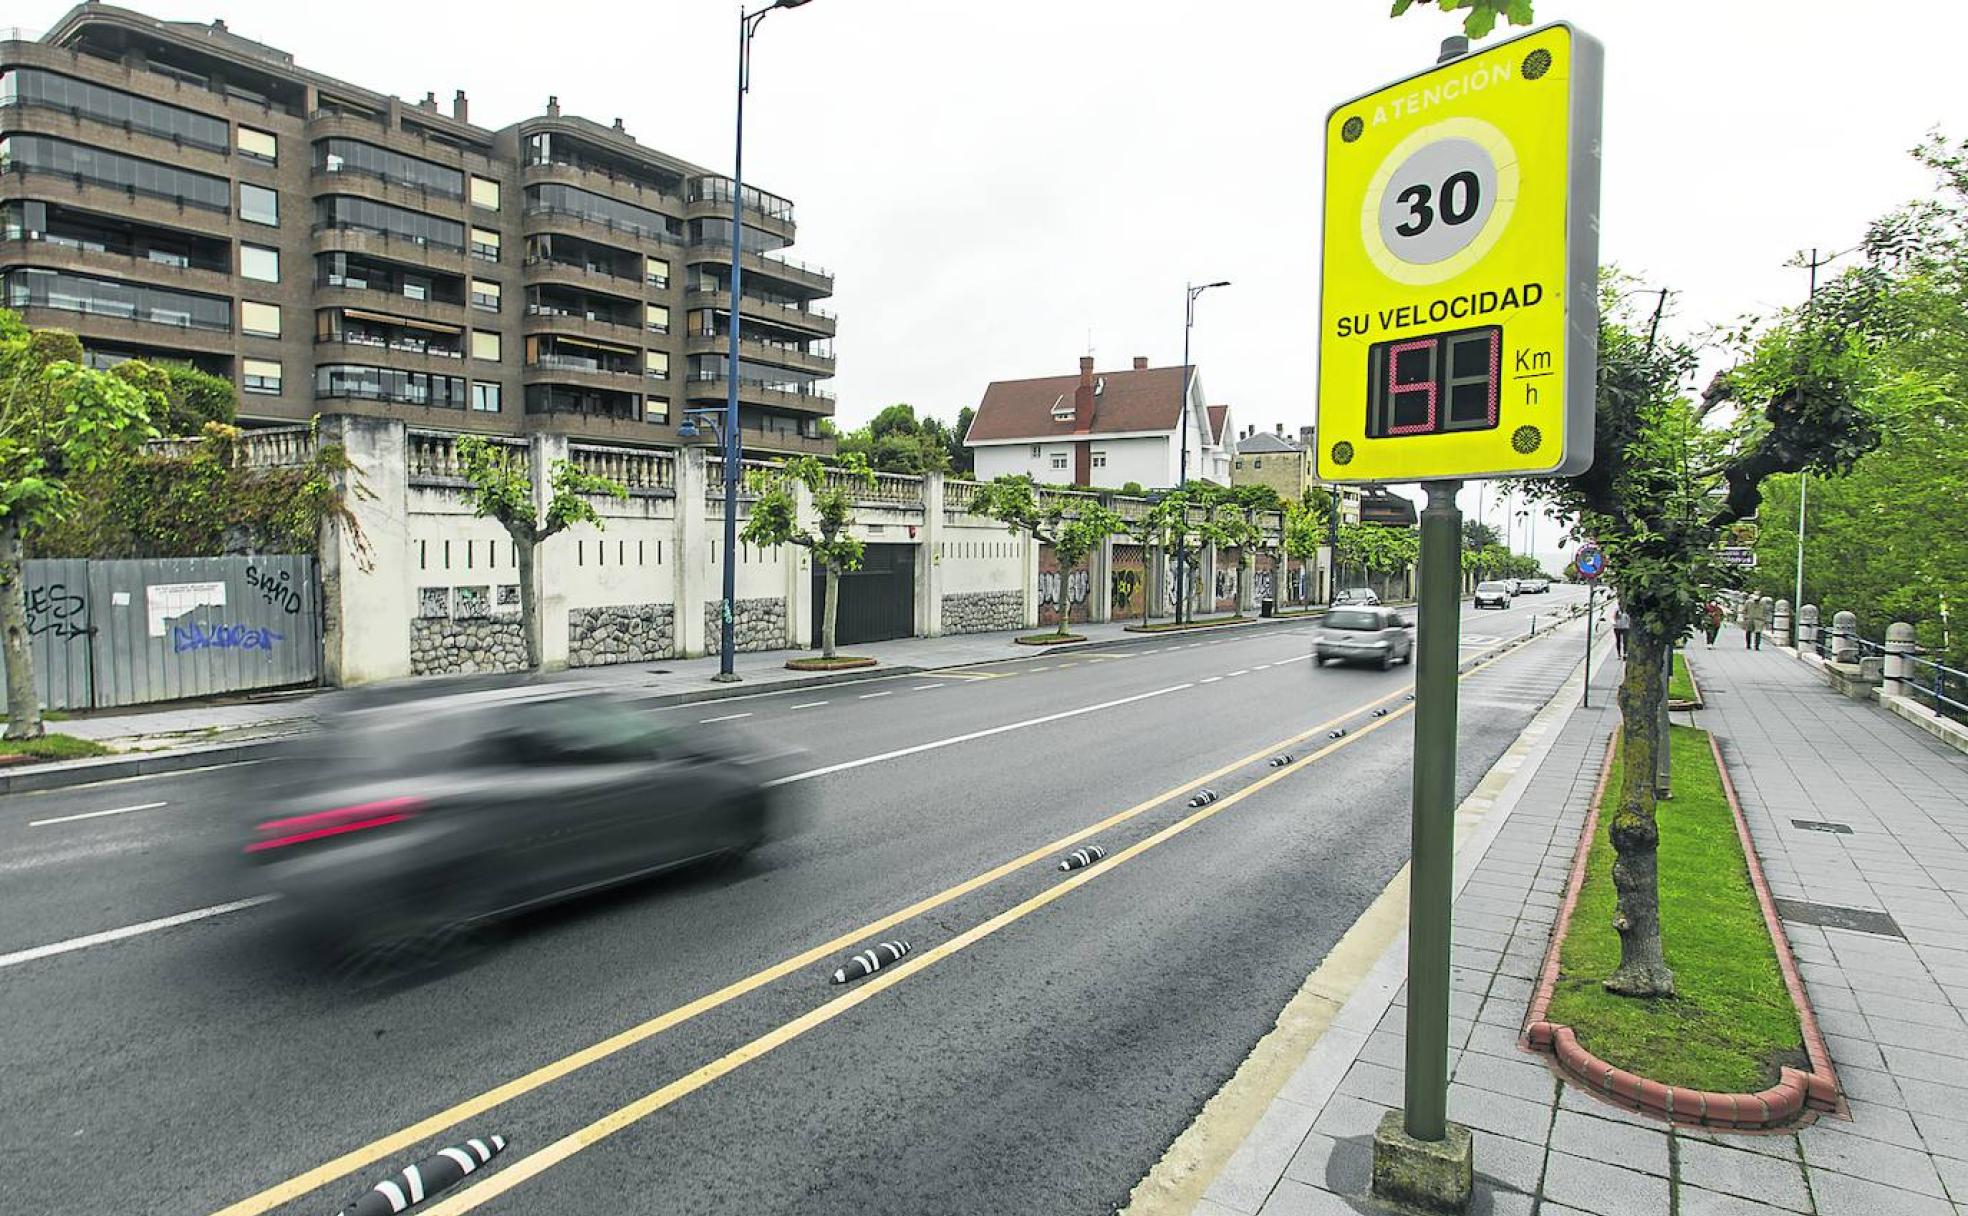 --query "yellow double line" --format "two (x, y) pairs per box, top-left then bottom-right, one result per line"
(216, 629), (1551, 1216)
